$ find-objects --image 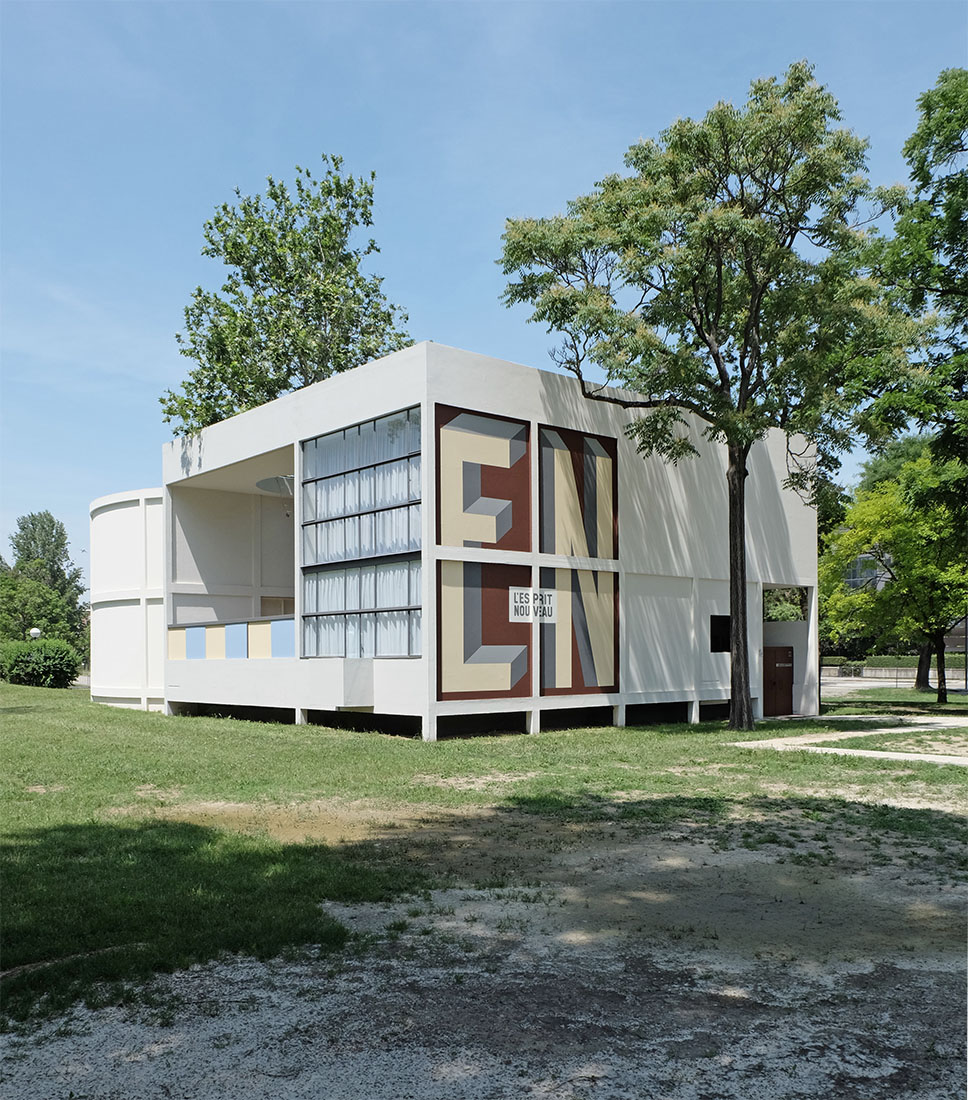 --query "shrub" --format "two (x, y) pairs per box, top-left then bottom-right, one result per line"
(0, 639), (82, 688)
